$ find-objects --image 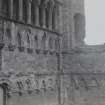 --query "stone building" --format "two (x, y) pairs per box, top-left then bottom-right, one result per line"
(0, 0), (105, 105)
